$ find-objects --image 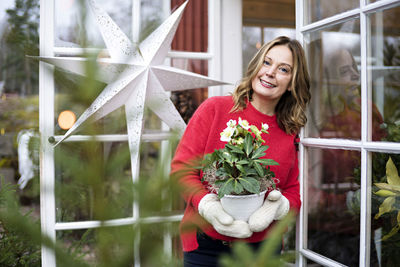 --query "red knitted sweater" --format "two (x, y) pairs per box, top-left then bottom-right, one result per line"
(170, 96), (301, 252)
